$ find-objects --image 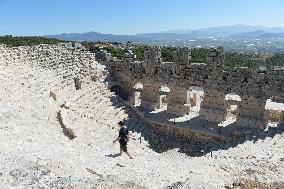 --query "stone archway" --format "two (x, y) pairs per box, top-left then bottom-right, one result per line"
(224, 93), (241, 124)
(110, 85), (127, 101)
(187, 86), (204, 114)
(133, 82), (143, 107)
(157, 85), (171, 110)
